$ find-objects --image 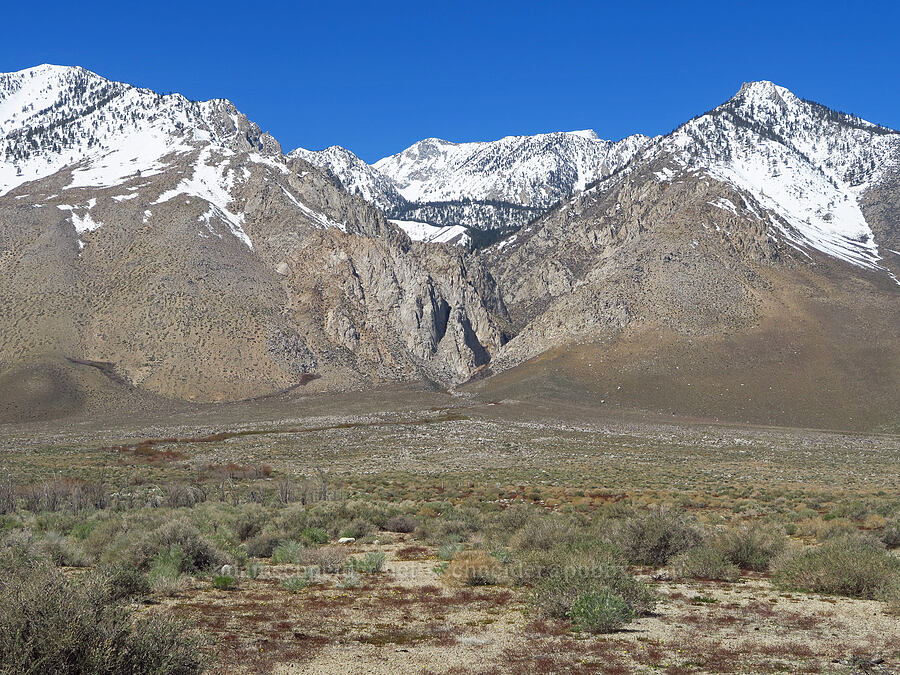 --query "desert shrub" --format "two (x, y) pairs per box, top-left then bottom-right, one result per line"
(670, 546), (740, 581)
(0, 515), (20, 536)
(384, 515), (417, 533)
(508, 541), (622, 587)
(245, 561), (263, 579)
(340, 518), (374, 540)
(568, 589), (633, 633)
(416, 507), (483, 544)
(147, 545), (190, 596)
(508, 515), (578, 553)
(133, 519), (225, 573)
(336, 570), (362, 589)
(0, 476), (13, 515)
(37, 531), (90, 567)
(301, 546), (346, 573)
(94, 562), (150, 601)
(815, 518), (859, 542)
(271, 540), (305, 564)
(881, 515), (900, 549)
(773, 537), (900, 599)
(445, 550), (502, 586)
(1, 529), (88, 567)
(162, 482), (206, 508)
(349, 551), (386, 574)
(281, 575), (310, 592)
(212, 575), (237, 591)
(0, 529), (39, 566)
(438, 542), (466, 561)
(0, 563), (205, 673)
(528, 564), (655, 621)
(19, 480), (108, 513)
(82, 515), (133, 561)
(614, 507), (703, 566)
(712, 524), (787, 571)
(246, 532), (281, 558)
(301, 527), (329, 545)
(233, 505), (268, 541)
(885, 577), (900, 614)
